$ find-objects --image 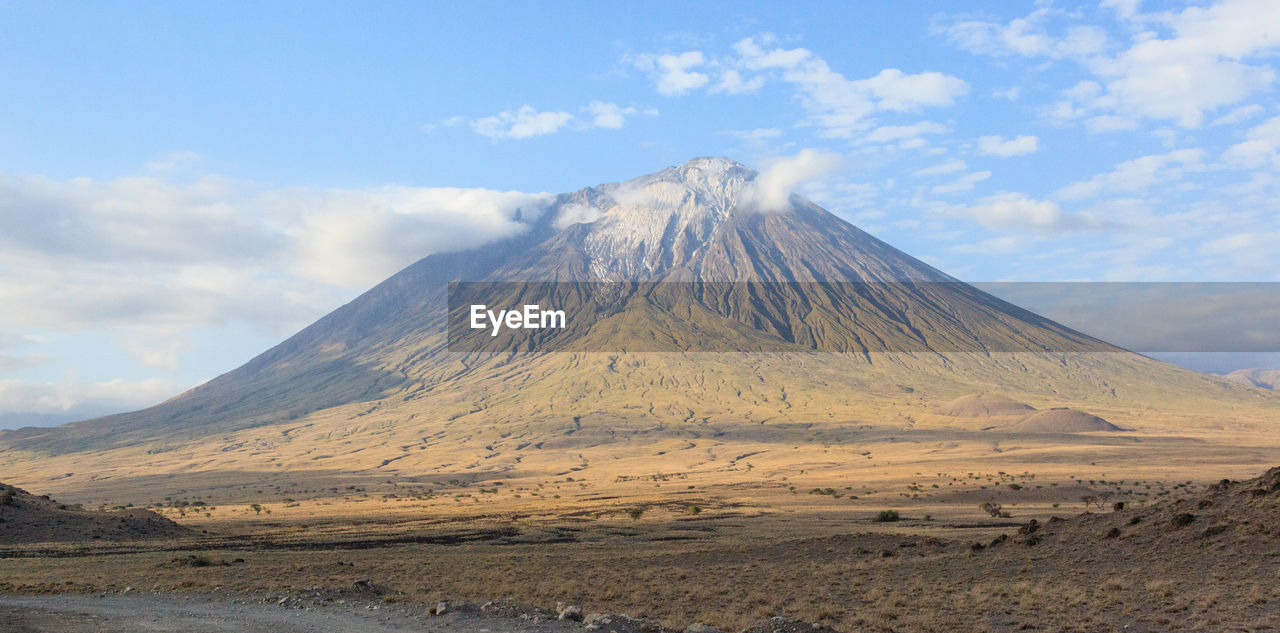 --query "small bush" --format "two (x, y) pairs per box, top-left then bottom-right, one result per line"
(169, 554), (216, 567)
(876, 509), (900, 522)
(627, 508), (644, 520)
